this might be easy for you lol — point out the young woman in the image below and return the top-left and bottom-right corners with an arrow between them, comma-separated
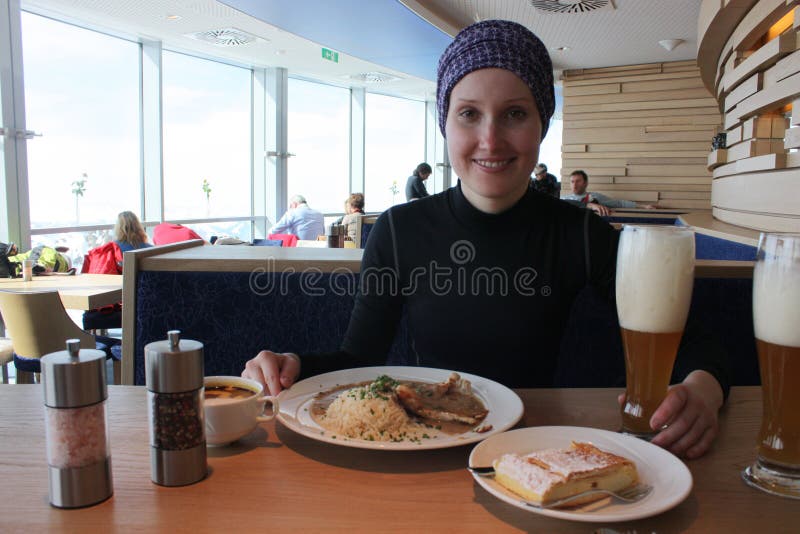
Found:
114,211 -> 152,252
243,20 -> 727,459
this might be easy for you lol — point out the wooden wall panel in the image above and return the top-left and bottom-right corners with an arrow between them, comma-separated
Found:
562,62 -> 721,210
713,207 -> 800,232
712,169 -> 800,215
698,0 -> 800,233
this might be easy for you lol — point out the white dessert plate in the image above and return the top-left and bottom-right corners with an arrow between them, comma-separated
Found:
468,426 -> 692,522
276,366 -> 523,450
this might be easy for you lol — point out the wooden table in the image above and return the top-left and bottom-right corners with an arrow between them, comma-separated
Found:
0,274 -> 122,310
1,386 -> 796,531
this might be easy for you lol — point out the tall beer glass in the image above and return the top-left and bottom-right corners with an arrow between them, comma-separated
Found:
616,225 -> 695,438
742,233 -> 800,499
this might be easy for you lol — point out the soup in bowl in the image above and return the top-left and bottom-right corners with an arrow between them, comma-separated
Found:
203,376 -> 279,446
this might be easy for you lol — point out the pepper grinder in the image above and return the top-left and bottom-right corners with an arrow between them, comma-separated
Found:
42,339 -> 113,508
145,330 -> 207,486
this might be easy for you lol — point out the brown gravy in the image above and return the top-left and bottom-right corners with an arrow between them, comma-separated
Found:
205,385 -> 256,400
310,379 -> 485,436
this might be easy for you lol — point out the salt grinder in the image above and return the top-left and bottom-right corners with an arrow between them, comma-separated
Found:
145,330 -> 207,486
42,339 -> 113,508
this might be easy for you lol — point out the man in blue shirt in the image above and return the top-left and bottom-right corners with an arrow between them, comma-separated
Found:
270,195 -> 325,240
562,170 -> 655,215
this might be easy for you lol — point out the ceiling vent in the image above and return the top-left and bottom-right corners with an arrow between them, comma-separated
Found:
528,0 -> 614,14
185,28 -> 261,47
348,72 -> 402,83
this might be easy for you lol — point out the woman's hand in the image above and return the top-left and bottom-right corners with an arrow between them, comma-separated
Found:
242,351 -> 301,395
618,370 -> 724,458
649,370 -> 723,458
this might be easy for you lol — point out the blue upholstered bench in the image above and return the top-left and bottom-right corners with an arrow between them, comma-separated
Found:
132,270 -> 410,385
125,239 -> 757,387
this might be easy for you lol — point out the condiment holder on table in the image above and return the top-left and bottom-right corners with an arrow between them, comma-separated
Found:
42,339 -> 113,508
145,330 -> 207,486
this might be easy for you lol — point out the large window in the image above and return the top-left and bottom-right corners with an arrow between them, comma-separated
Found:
162,51 -> 251,221
287,78 -> 350,214
22,13 -> 140,231
538,86 -> 564,188
365,93 -> 426,211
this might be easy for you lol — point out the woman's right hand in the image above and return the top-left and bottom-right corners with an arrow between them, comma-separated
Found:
242,351 -> 301,395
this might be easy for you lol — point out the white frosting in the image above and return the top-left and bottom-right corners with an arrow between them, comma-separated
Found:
753,239 -> 800,347
495,453 -> 559,495
615,227 -> 694,333
495,444 -> 624,494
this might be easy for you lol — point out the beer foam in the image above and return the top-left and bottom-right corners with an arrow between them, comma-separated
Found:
753,255 -> 800,348
615,227 -> 695,333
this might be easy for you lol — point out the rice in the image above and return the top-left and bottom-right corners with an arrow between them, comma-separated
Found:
320,379 -> 425,442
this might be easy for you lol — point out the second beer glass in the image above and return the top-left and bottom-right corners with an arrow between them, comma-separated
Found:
615,225 -> 695,438
742,233 -> 800,499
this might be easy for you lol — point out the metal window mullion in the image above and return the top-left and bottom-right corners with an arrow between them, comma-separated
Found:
265,67 -> 287,223
0,0 -> 30,247
252,68 -> 268,237
350,87 -> 365,195
140,39 -> 163,225
424,100 -> 437,194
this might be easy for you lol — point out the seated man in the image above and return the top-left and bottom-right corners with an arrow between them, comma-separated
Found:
530,163 -> 560,198
561,170 -> 654,215
270,195 -> 325,240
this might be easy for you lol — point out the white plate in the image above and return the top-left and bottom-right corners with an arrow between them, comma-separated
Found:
468,426 -> 692,522
276,366 -> 523,450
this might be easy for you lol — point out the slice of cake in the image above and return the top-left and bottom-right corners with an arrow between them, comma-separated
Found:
492,442 -> 639,507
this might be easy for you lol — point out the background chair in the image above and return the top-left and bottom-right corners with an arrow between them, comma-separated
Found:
81,242 -> 124,334
267,233 -> 298,247
0,291 -> 121,384
252,239 -> 283,247
0,338 -> 12,383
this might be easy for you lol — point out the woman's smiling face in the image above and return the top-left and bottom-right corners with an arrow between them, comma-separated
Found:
445,68 -> 543,214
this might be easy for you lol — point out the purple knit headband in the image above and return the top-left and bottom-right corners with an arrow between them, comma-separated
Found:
437,19 -> 555,138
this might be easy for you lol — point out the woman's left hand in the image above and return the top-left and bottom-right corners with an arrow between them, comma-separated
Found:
618,370 -> 724,458
650,370 -> 724,458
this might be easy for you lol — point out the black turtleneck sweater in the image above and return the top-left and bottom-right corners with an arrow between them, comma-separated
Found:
301,183 -> 729,395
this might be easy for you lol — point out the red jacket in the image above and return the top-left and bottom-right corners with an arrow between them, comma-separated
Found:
153,223 -> 203,245
82,242 -> 123,275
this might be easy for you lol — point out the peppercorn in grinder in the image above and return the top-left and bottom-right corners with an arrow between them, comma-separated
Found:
145,330 -> 207,486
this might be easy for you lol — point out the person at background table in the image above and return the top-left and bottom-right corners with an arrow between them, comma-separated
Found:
243,20 -> 727,459
340,193 -> 365,241
269,195 -> 325,240
562,170 -> 656,216
405,163 -> 432,201
83,211 -> 152,274
115,211 -> 152,253
530,163 -> 559,198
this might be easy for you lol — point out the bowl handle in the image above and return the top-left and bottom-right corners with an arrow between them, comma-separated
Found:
256,396 -> 279,422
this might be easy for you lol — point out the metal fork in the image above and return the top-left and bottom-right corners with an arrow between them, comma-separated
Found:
467,466 -> 652,508
534,483 -> 653,509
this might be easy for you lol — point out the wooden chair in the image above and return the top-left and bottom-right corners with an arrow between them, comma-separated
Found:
0,291 -> 120,384
0,338 -> 12,383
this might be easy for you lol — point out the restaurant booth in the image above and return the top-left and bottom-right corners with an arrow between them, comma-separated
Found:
120,221 -> 758,389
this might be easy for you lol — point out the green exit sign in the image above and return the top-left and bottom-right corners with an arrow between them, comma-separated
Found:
321,48 -> 339,63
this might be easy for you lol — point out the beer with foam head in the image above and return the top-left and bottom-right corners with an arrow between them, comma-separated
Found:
615,225 -> 695,437
743,234 -> 800,499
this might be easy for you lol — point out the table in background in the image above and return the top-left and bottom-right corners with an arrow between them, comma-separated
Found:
0,274 -> 122,310
0,386 -> 795,531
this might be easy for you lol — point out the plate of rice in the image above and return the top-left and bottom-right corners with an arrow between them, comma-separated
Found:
276,366 -> 523,450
